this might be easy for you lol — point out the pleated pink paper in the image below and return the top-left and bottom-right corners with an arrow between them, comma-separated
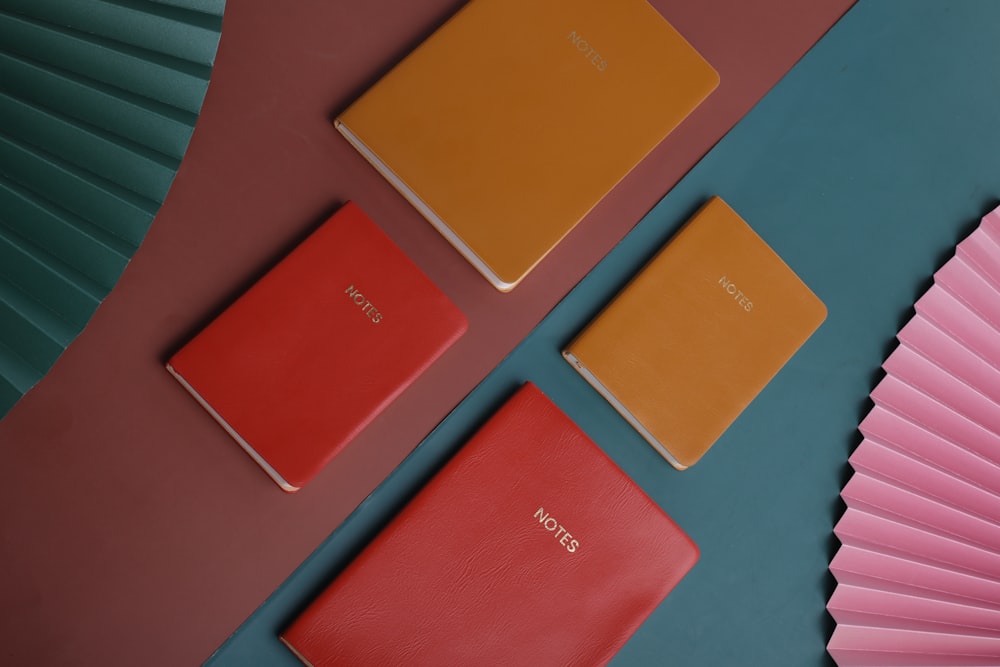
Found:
829,205 -> 1000,666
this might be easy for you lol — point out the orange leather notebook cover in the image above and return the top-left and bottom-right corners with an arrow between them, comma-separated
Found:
564,197 -> 826,469
335,0 -> 718,291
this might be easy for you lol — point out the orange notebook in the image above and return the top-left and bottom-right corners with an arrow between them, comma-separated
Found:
563,197 -> 826,469
335,0 -> 718,291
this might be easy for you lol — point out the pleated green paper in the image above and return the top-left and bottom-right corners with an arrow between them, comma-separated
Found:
0,0 -> 224,417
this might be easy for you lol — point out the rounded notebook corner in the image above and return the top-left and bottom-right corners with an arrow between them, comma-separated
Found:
658,445 -> 693,471
490,276 -> 520,293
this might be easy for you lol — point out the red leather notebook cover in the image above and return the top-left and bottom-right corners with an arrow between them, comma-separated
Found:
280,382 -> 698,666
166,202 -> 467,492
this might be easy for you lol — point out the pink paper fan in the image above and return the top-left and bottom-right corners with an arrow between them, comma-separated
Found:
830,205 -> 1000,664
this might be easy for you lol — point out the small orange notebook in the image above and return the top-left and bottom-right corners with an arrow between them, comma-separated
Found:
335,0 -> 718,292
563,197 -> 826,469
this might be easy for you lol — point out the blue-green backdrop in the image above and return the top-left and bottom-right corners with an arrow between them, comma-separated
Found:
208,1 -> 1000,664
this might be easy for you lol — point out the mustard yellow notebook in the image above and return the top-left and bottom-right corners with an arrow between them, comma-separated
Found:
335,0 -> 719,292
563,197 -> 827,469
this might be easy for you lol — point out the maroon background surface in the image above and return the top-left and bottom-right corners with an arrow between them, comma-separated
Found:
0,1 -> 853,664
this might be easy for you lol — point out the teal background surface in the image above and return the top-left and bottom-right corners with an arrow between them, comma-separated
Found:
208,1 -> 1000,664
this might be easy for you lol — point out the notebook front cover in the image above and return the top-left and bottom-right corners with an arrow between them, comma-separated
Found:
337,0 -> 718,289
281,383 -> 698,666
565,197 -> 826,468
167,202 -> 467,491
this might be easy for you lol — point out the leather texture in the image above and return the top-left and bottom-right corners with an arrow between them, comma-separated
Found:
280,382 -> 698,666
167,202 -> 467,491
336,0 -> 718,291
565,197 -> 826,469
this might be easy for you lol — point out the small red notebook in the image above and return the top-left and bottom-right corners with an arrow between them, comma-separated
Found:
166,202 -> 467,492
280,383 -> 698,666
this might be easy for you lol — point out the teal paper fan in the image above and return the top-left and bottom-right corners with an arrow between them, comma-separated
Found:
0,0 -> 225,417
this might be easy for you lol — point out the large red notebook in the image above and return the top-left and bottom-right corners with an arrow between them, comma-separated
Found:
166,202 -> 467,492
280,382 -> 698,666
